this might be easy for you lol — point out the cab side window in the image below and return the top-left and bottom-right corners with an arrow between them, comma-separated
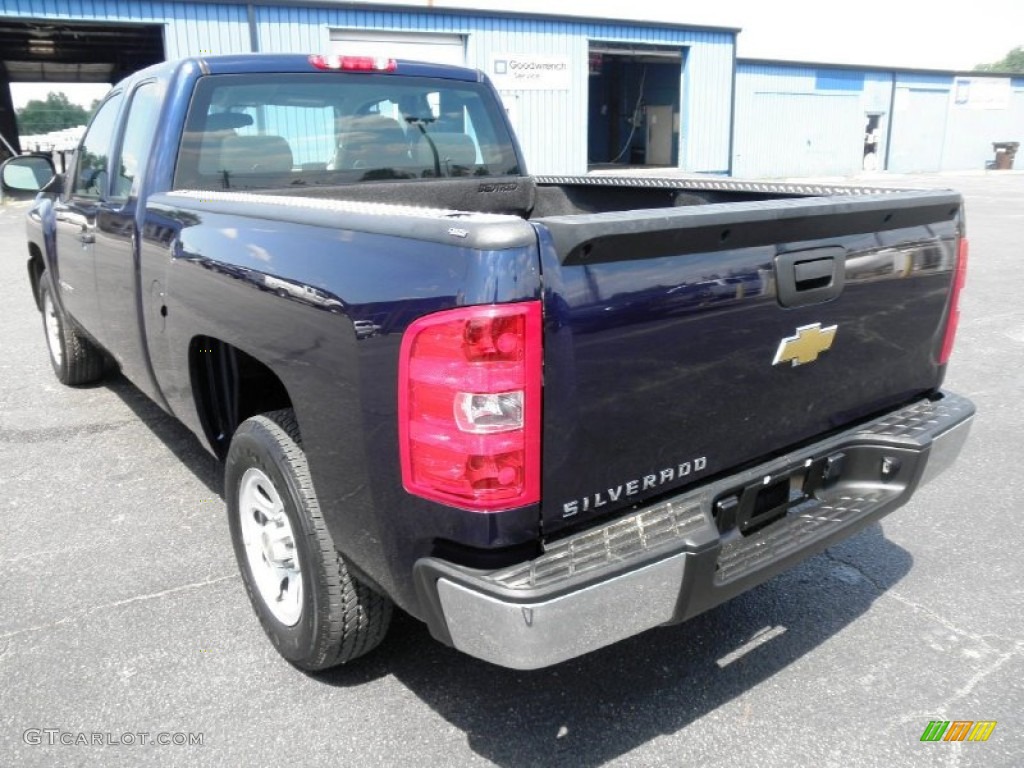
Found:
72,93 -> 123,199
110,82 -> 161,201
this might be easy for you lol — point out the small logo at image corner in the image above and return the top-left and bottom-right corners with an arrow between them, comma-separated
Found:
920,720 -> 997,742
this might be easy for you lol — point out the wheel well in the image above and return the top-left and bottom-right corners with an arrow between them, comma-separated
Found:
28,244 -> 45,310
190,336 -> 294,460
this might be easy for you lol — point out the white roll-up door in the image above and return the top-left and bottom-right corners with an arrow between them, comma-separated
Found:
329,30 -> 465,67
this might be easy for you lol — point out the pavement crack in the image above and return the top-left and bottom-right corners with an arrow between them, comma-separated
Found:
0,421 -> 136,444
823,550 -> 1019,650
823,550 -> 888,594
7,545 -> 92,565
0,574 -> 238,643
943,645 -> 1022,708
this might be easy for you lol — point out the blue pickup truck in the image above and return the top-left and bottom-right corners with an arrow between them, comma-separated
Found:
1,53 -> 974,671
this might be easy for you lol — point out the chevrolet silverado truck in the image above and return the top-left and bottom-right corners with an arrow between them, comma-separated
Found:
1,53 -> 974,671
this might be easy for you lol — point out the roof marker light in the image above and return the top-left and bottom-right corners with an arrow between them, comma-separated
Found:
308,54 -> 397,72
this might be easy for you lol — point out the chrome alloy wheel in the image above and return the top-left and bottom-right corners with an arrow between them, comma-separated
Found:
238,467 -> 303,626
43,291 -> 63,368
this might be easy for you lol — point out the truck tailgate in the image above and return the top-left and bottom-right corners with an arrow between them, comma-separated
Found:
533,188 -> 962,534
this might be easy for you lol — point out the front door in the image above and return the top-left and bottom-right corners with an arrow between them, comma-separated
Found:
53,91 -> 123,333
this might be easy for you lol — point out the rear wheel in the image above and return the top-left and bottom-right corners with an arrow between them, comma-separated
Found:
38,272 -> 104,386
226,409 -> 393,670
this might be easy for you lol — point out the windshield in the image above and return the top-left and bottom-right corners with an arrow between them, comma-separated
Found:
173,72 -> 521,191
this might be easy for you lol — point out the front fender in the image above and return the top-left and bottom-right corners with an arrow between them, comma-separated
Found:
25,195 -> 59,311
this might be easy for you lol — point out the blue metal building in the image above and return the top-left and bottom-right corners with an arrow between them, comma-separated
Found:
3,2 -> 1022,178
734,59 -> 1024,178
0,1 -> 738,175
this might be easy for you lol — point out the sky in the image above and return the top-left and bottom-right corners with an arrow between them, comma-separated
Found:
9,0 -> 1024,109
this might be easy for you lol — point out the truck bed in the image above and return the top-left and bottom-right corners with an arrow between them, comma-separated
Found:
160,174 -> 962,539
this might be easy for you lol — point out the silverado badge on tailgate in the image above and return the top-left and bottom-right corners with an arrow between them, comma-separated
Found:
772,323 -> 838,367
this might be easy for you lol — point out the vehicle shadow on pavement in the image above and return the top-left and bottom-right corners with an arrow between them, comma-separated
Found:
318,524 -> 911,766
92,372 -> 915,765
104,372 -> 223,496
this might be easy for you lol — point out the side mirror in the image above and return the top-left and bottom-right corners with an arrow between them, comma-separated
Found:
1,154 -> 59,200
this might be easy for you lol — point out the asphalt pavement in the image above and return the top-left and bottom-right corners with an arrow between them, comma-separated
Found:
1,172 -> 1022,767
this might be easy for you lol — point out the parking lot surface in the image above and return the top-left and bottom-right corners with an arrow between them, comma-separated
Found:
1,172 -> 1021,767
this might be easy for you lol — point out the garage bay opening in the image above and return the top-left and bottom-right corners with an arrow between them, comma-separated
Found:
587,42 -> 683,170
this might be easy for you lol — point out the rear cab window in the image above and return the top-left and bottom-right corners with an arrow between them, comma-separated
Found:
173,73 -> 521,191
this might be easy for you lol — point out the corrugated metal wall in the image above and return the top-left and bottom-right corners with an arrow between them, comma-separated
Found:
677,35 -> 734,173
887,75 -> 951,173
3,2 -> 735,175
889,73 -> 1024,172
253,7 -> 735,173
733,63 -> 869,178
736,63 -> 1024,177
10,3 -> 1018,177
941,77 -> 1024,171
1,1 -> 253,58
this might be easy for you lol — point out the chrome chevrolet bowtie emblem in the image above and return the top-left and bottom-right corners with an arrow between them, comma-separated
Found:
772,323 -> 837,367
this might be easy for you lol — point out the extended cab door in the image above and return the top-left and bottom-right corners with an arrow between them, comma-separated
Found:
91,79 -> 166,404
53,91 -> 123,333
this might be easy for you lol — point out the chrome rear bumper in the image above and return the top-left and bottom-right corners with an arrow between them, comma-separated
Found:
415,391 -> 975,669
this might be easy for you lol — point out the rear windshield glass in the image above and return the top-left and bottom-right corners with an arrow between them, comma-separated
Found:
173,72 -> 521,191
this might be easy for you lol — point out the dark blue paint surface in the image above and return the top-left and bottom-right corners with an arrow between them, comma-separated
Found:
136,199 -> 543,611
19,51 -> 963,622
537,219 -> 957,536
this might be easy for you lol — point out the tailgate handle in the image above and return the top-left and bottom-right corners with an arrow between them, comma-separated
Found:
794,258 -> 834,289
775,247 -> 846,308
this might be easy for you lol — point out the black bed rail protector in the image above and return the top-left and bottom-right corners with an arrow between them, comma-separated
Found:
535,174 -> 922,198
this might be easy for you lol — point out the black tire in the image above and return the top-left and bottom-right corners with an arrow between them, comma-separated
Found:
38,272 -> 105,386
225,408 -> 393,670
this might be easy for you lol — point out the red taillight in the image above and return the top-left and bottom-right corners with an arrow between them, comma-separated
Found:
308,54 -> 397,72
399,302 -> 542,512
938,236 -> 969,365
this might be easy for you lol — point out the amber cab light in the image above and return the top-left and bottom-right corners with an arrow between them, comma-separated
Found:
398,302 -> 542,512
308,54 -> 397,72
938,237 -> 968,365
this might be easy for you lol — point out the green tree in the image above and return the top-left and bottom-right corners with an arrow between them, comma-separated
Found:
975,46 -> 1024,73
15,92 -> 89,135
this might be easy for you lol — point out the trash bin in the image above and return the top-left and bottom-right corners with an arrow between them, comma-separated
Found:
993,141 -> 1019,170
